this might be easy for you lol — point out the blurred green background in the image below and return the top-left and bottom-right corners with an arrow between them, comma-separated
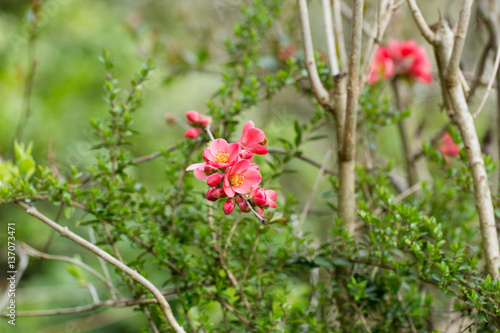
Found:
0,0 -> 497,331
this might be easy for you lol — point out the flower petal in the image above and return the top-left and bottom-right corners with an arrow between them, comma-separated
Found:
209,139 -> 228,156
231,159 -> 250,174
244,168 -> 262,187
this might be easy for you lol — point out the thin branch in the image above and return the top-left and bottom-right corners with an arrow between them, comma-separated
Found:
244,197 -> 283,233
20,242 -> 123,299
332,0 -> 347,70
473,45 -> 500,118
298,145 -> 335,231
15,201 -> 186,333
241,231 -> 260,290
132,144 -> 176,164
322,0 -> 339,76
405,0 -> 436,44
206,125 -> 216,141
0,289 -> 178,317
88,226 -> 117,300
340,1 -> 375,38
297,0 -> 332,109
0,245 -> 29,310
444,0 -> 474,80
467,42 -> 491,102
267,146 -> 337,176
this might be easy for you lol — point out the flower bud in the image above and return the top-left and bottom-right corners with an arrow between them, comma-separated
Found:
239,150 -> 253,160
199,114 -> 212,126
186,110 -> 200,125
212,188 -> 227,199
204,164 -> 216,175
185,128 -> 202,138
207,173 -> 224,187
235,194 -> 250,213
254,206 -> 265,218
223,198 -> 235,215
206,188 -> 218,201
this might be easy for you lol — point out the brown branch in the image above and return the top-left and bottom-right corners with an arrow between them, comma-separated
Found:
332,0 -> 347,70
0,289 -> 178,318
15,201 -> 186,332
406,0 -> 436,44
297,0 -> 333,110
267,146 -> 337,176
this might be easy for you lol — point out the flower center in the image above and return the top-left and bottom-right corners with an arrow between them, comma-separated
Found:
215,152 -> 229,164
229,173 -> 245,187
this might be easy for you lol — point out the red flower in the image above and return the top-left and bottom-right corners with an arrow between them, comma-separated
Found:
203,139 -> 240,169
387,39 -> 432,83
207,173 -> 224,187
368,47 -> 395,84
439,133 -> 459,164
238,121 -> 268,155
250,186 -> 278,208
223,159 -> 262,197
369,39 -> 432,84
185,128 -> 202,138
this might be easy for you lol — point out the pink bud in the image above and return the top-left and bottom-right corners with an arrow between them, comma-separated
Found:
235,194 -> 250,213
164,113 -> 176,125
206,188 -> 218,201
186,110 -> 200,125
212,188 -> 227,199
239,150 -> 253,160
254,206 -> 265,218
204,165 -> 216,176
185,128 -> 202,138
223,198 -> 235,215
198,114 -> 212,126
207,173 -> 224,187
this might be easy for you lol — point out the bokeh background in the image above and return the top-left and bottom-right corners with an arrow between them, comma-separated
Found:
0,0 -> 497,331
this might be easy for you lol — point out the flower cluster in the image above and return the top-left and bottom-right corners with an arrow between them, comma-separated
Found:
187,120 -> 277,217
439,133 -> 459,164
184,110 -> 212,138
369,39 -> 432,84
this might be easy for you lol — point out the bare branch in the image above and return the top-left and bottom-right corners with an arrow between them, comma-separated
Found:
88,226 -> 118,300
297,0 -> 332,109
322,0 -> 339,76
0,245 -> 28,310
405,0 -> 437,44
20,242 -> 123,299
473,45 -> 500,118
332,0 -> 347,70
15,201 -> 186,332
0,289 -> 178,318
444,0 -> 474,81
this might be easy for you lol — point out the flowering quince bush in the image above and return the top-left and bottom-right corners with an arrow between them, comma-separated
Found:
4,0 -> 500,332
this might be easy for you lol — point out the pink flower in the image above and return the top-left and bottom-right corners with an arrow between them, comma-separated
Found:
439,133 -> 459,164
223,159 -> 262,197
185,128 -> 202,138
203,139 -> 240,169
223,198 -> 235,215
206,187 -> 227,201
238,121 -> 268,155
368,47 -> 395,84
387,39 -> 432,83
277,43 -> 297,61
186,110 -> 211,127
250,187 -> 278,208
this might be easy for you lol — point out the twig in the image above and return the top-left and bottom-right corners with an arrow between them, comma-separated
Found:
405,0 -> 436,44
20,242 -> 123,299
298,145 -> 335,232
397,291 -> 417,333
244,197 -> 283,233
267,146 -> 337,176
206,125 -> 216,141
467,42 -> 491,102
241,230 -> 260,290
297,0 -> 332,109
222,213 -> 244,258
473,46 -> 500,119
340,1 -> 375,38
0,245 -> 29,310
322,0 -> 339,76
88,226 -> 118,300
15,201 -> 186,332
132,144 -> 177,164
0,289 -> 178,317
332,0 -> 347,70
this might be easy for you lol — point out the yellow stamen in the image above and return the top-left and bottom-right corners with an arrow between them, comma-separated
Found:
216,152 -> 229,164
229,173 -> 245,187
